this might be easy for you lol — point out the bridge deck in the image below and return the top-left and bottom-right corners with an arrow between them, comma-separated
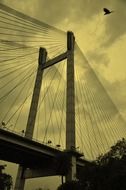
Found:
0,128 -> 61,168
0,128 -> 90,176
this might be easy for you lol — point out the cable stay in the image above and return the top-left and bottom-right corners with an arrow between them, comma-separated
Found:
0,3 -> 125,162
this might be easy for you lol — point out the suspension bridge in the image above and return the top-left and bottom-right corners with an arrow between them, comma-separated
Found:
0,3 -> 126,190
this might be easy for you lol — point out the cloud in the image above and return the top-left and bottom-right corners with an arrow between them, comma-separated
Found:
2,0 -> 126,48
101,78 -> 126,119
87,50 -> 110,66
0,1 -> 126,187
0,0 -> 107,27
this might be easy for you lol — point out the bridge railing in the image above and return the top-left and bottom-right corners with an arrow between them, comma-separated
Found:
0,125 -> 64,151
0,125 -> 85,157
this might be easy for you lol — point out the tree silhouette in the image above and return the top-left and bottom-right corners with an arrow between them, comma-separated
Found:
57,138 -> 126,190
57,180 -> 84,190
0,172 -> 13,190
78,138 -> 126,190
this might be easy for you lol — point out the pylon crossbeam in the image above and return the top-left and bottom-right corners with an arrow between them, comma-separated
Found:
42,51 -> 67,70
14,31 -> 78,190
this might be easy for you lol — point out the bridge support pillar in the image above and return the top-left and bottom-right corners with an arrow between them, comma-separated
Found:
66,31 -> 76,181
25,47 -> 47,138
14,166 -> 25,190
14,48 -> 47,190
66,155 -> 76,181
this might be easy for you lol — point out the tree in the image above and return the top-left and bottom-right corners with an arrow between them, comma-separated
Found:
0,173 -> 13,190
78,138 -> 126,190
57,180 -> 84,190
0,165 -> 13,190
96,138 -> 126,165
57,139 -> 126,190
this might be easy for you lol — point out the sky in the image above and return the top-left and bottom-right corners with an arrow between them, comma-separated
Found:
1,0 -> 126,117
0,0 -> 126,189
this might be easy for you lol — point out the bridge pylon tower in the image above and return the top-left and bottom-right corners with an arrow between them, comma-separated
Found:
65,31 -> 76,181
14,31 -> 81,190
14,48 -> 47,190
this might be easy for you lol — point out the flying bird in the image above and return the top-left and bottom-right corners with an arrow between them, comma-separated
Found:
103,8 -> 113,15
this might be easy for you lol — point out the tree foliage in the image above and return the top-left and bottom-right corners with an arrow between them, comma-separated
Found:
57,180 -> 84,190
79,138 -> 126,190
57,138 -> 126,190
0,173 -> 13,190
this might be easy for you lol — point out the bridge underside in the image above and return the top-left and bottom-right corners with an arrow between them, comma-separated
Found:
0,128 -> 88,178
0,128 -> 58,167
0,140 -> 53,168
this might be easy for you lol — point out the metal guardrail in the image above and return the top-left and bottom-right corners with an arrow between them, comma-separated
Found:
0,125 -> 85,158
0,125 -> 63,150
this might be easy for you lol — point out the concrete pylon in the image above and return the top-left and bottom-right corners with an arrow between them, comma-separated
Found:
66,31 -> 76,181
14,48 -> 47,190
25,47 -> 47,138
14,165 -> 25,190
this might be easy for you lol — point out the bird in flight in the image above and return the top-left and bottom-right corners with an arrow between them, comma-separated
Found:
103,8 -> 114,15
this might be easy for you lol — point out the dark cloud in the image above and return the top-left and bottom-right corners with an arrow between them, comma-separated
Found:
0,0 -> 108,27
1,0 -> 126,46
0,0 -> 126,187
29,0 -> 101,25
